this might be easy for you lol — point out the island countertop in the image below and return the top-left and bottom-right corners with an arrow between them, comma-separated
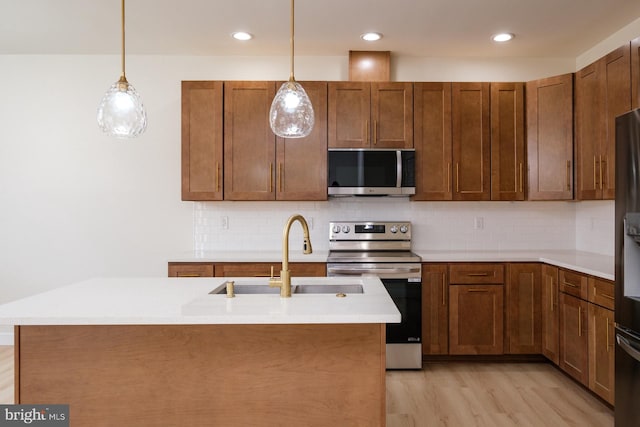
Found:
0,276 -> 400,326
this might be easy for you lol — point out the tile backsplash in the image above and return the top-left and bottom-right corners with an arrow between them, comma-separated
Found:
193,198 -> 612,255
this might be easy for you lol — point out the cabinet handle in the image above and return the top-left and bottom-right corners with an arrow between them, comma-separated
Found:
600,156 -> 607,190
216,162 -> 221,193
466,272 -> 489,277
578,306 -> 583,337
519,162 -> 523,194
365,120 -> 369,145
374,120 -> 378,145
269,163 -> 273,192
593,156 -> 598,189
278,163 -> 283,192
549,279 -> 554,312
177,273 -> 201,278
456,163 -> 460,193
566,160 -> 571,191
442,276 -> 446,306
447,162 -> 451,193
606,317 -> 611,353
467,288 -> 489,293
562,281 -> 579,288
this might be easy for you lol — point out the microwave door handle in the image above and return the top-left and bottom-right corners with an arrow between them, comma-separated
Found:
396,150 -> 402,188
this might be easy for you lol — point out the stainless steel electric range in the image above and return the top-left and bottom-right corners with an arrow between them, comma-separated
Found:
327,221 -> 422,369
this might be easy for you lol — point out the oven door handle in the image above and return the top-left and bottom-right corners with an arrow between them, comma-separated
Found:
327,267 -> 421,275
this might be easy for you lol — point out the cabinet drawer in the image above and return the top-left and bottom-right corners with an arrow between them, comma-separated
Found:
559,269 -> 588,299
589,277 -> 615,310
168,263 -> 215,277
449,263 -> 504,284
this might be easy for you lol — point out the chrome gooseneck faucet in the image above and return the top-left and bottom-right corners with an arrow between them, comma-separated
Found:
269,214 -> 313,297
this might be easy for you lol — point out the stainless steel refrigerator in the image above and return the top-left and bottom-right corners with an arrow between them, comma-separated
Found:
615,108 -> 640,426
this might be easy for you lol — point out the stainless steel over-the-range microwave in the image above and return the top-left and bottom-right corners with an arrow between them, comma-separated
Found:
328,148 -> 416,196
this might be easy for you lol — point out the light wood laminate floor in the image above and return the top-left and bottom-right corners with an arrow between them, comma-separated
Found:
0,346 -> 612,426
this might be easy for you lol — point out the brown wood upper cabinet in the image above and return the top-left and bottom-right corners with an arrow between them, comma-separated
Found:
328,82 -> 413,148
224,81 -> 327,201
526,74 -> 574,200
413,83 -> 453,200
181,81 -> 224,201
575,44 -> 632,200
633,36 -> 640,110
452,83 -> 491,200
490,83 -> 525,201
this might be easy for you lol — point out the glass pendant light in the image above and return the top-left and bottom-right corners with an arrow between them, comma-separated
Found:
97,0 -> 147,138
269,0 -> 314,138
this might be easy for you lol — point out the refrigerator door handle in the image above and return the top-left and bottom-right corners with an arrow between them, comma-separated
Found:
617,333 -> 640,363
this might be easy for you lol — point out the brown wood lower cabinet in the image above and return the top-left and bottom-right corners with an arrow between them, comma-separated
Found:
449,284 -> 504,355
422,264 -> 449,355
559,292 -> 589,385
505,263 -> 541,354
168,262 -> 214,277
541,264 -> 560,364
588,303 -> 615,404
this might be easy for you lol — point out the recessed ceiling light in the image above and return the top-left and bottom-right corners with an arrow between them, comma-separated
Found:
361,32 -> 383,42
491,33 -> 514,43
232,32 -> 253,41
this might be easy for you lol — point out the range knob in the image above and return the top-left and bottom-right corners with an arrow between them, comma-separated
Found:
341,225 -> 351,233
332,225 -> 341,234
390,225 -> 398,233
400,225 -> 409,233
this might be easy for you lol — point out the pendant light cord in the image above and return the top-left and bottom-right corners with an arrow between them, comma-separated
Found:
120,0 -> 127,83
289,0 -> 295,82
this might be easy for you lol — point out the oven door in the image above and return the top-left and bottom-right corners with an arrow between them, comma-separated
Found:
383,278 -> 421,344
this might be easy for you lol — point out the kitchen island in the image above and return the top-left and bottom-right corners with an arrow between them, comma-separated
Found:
0,276 -> 399,427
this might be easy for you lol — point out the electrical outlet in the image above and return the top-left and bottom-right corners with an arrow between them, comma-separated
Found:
474,217 -> 484,230
221,216 -> 229,230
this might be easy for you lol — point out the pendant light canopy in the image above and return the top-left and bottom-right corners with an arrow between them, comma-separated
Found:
269,0 -> 314,139
97,0 -> 147,138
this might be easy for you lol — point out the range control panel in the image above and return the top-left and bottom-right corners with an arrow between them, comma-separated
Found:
329,221 -> 412,241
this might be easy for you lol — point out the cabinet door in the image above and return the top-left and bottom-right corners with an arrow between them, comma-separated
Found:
575,62 -> 604,200
224,81 -> 276,200
181,81 -> 223,201
576,44 -> 631,200
506,263 -> 541,354
276,81 -> 328,201
491,83 -> 525,201
449,284 -> 504,354
328,82 -> 370,148
371,82 -> 413,148
452,82 -> 491,201
601,44 -> 631,200
168,262 -> 215,277
633,37 -> 640,110
541,265 -> 560,364
422,264 -> 449,355
559,293 -> 589,385
413,82 -> 453,200
526,74 -> 574,200
588,303 -> 615,405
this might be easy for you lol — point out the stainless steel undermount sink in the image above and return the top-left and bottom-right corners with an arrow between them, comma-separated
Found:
209,281 -> 364,295
294,284 -> 364,294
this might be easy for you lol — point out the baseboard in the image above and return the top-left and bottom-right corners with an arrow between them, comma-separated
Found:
0,331 -> 14,346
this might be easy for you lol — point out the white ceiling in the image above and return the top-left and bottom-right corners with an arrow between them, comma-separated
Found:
3,0 -> 640,58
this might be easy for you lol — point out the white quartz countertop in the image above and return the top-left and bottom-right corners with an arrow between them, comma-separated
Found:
170,249 -> 614,281
0,276 -> 400,326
